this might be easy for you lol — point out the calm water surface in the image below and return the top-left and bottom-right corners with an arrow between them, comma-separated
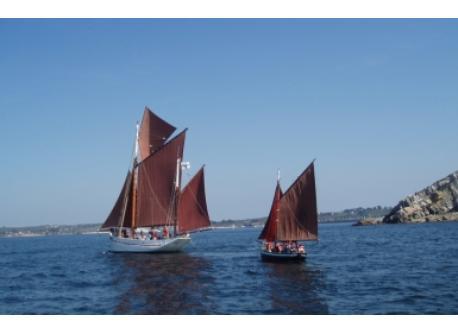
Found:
1,222 -> 457,314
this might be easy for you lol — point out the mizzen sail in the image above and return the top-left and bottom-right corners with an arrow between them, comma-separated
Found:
177,166 -> 211,234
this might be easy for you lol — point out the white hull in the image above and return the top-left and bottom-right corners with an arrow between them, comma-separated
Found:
109,235 -> 191,253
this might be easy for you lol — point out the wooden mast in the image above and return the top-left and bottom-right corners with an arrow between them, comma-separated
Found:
131,122 -> 140,231
173,156 -> 182,237
275,170 -> 281,240
131,170 -> 137,230
108,111 -> 186,236
116,122 -> 140,237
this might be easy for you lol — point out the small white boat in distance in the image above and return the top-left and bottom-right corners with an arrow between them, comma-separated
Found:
101,107 -> 211,253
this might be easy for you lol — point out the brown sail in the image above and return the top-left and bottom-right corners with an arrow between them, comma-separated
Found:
177,166 -> 211,234
135,130 -> 186,227
276,162 -> 318,241
101,171 -> 133,230
138,107 -> 176,162
258,182 -> 282,241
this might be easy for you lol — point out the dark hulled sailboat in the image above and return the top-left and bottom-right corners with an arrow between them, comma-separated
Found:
101,107 -> 211,252
258,161 -> 318,261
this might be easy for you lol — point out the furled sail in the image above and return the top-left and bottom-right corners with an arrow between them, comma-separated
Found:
135,130 -> 187,227
138,107 -> 176,162
277,162 -> 318,241
177,167 -> 211,234
258,182 -> 282,241
101,171 -> 133,230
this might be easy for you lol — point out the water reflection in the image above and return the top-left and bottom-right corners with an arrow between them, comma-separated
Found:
110,252 -> 214,314
104,229 -> 329,314
264,261 -> 329,314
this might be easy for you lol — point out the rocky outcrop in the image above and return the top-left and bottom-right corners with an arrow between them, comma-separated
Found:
353,217 -> 384,227
383,170 -> 458,224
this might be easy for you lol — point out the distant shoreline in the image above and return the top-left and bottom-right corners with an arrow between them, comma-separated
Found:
0,206 -> 391,238
0,220 -> 358,238
3,219 -> 458,238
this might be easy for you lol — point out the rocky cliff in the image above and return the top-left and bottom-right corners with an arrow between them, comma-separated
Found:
383,170 -> 458,223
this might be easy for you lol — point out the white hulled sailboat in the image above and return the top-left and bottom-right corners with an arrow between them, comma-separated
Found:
101,107 -> 211,253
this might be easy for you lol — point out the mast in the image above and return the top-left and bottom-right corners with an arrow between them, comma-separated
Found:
275,170 -> 281,239
104,122 -> 140,235
102,110 -> 188,235
131,122 -> 140,230
174,157 -> 182,237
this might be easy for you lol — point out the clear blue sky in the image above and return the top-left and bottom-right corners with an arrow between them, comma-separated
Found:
1,19 -> 457,227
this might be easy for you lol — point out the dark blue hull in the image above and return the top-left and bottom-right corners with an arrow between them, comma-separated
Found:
260,251 -> 306,262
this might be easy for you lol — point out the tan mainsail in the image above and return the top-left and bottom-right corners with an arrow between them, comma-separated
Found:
178,167 -> 211,234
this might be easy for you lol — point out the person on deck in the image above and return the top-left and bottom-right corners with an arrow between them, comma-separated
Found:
267,242 -> 273,252
298,244 -> 305,254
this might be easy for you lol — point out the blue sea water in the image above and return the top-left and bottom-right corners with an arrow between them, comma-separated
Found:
0,221 -> 457,314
